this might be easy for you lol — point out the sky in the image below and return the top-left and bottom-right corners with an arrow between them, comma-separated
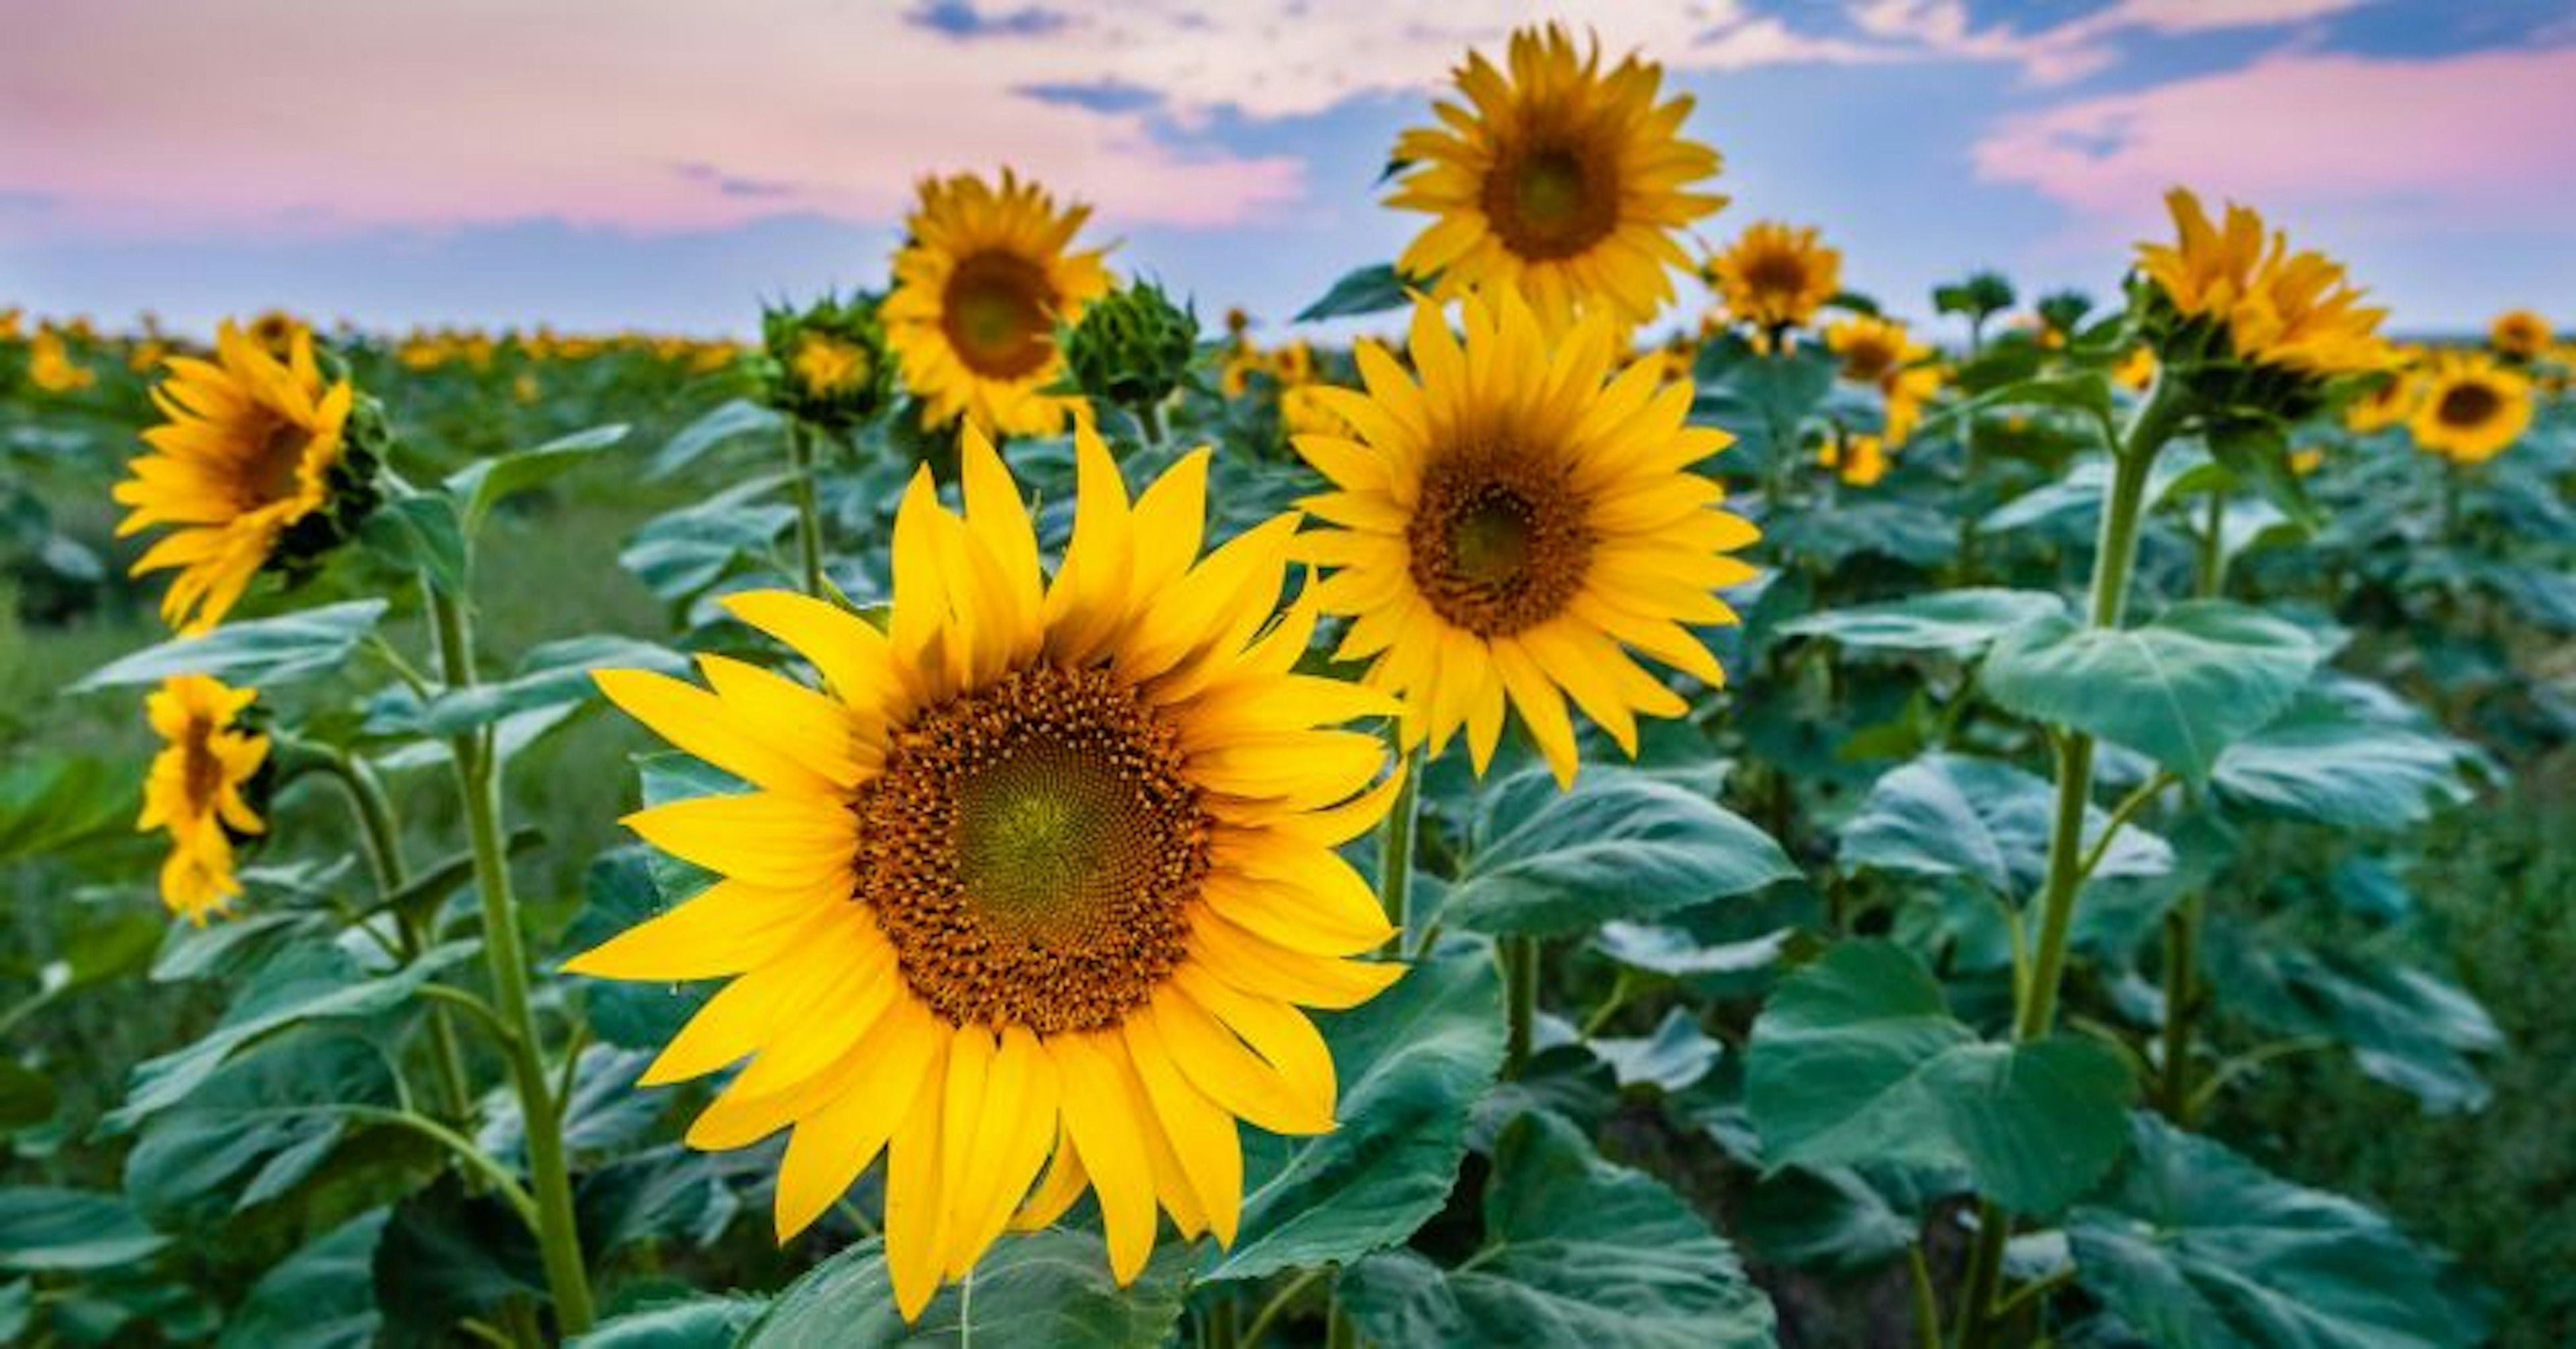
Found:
5,0 -> 2574,340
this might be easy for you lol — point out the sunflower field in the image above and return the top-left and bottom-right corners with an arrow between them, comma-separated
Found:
6,21 -> 2575,1349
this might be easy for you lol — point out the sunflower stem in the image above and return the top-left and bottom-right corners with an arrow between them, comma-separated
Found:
2157,887 -> 2206,1126
1375,749 -> 1423,940
786,418 -> 827,597
1503,936 -> 1541,1077
429,586 -> 597,1335
319,747 -> 475,1126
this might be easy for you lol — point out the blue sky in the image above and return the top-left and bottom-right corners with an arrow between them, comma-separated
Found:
6,1 -> 2573,340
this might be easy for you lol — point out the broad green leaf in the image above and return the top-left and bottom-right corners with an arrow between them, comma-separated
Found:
76,600 -> 390,691
369,634 -> 686,740
0,1280 -> 25,1342
218,1210 -> 387,1349
1594,922 -> 1794,979
2069,1114 -> 2487,1348
621,480 -> 794,602
0,755 -> 132,864
1745,941 -> 2135,1214
122,1030 -> 394,1224
360,492 -> 469,595
1764,500 -> 1957,568
1208,938 -> 1503,1281
0,1187 -> 168,1272
1840,753 -> 2174,898
1442,766 -> 1796,936
1736,1163 -> 1951,1275
1982,601 -> 2320,786
574,1295 -> 767,1348
649,397 -> 784,480
1780,588 -> 2068,659
1294,262 -> 1409,322
1338,1112 -> 1776,1348
445,421 -> 630,535
374,1177 -> 545,1338
2211,694 -> 2475,829
742,1230 -> 1189,1348
578,1146 -> 741,1256
2201,927 -> 2499,1112
1588,1008 -> 1721,1093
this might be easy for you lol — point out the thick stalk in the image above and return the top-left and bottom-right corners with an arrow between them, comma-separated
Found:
1375,751 -> 1422,937
431,589 -> 596,1334
2157,888 -> 2205,1126
327,751 -> 474,1125
1133,399 -> 1166,449
1503,936 -> 1540,1077
2198,492 -> 2229,598
786,419 -> 826,597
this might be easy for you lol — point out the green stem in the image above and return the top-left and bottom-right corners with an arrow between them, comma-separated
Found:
1377,751 -> 1422,940
430,588 -> 597,1334
2157,889 -> 2205,1126
1908,1242 -> 1943,1349
2198,492 -> 2229,598
1240,1267 -> 1326,1348
325,751 -> 476,1126
786,419 -> 826,597
1503,936 -> 1540,1077
341,1105 -> 539,1230
1133,399 -> 1165,448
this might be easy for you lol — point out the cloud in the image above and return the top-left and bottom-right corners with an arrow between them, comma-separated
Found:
1849,0 -> 2368,84
674,162 -> 799,201
906,1 -> 1068,40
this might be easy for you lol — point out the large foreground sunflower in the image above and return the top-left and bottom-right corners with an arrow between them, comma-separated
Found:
113,322 -> 358,634
883,170 -> 1110,438
1708,221 -> 1842,336
575,429 -> 1405,1318
138,673 -> 268,924
2134,188 -> 2387,379
1387,23 -> 1724,333
2409,351 -> 2531,464
1294,290 -> 1759,787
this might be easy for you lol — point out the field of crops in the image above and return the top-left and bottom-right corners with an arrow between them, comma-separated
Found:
5,19 -> 2574,1349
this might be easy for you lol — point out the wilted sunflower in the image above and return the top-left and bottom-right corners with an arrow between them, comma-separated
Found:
576,428 -> 1405,1319
2134,188 -> 2387,380
1708,221 -> 1842,336
113,321 -> 368,634
883,170 -> 1110,438
1824,315 -> 1941,445
138,673 -> 268,924
2489,309 -> 2550,361
1294,290 -> 1758,787
1387,23 -> 1724,334
2409,351 -> 2532,464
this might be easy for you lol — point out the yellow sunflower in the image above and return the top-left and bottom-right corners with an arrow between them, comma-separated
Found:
2135,188 -> 2387,378
1824,316 -> 1941,445
2409,351 -> 2532,464
1387,23 -> 1724,334
29,328 -> 95,394
2344,363 -> 2419,433
791,331 -> 869,399
1707,221 -> 1843,336
883,170 -> 1110,438
2112,345 -> 2157,393
138,673 -> 268,924
2489,309 -> 2550,360
113,321 -> 356,635
574,427 -> 1405,1319
1293,290 -> 1759,788
1819,432 -> 1890,487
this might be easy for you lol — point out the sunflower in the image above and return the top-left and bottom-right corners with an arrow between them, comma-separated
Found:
1387,23 -> 1724,334
28,328 -> 95,394
138,673 -> 268,924
113,321 -> 359,634
1819,432 -> 1890,487
2112,345 -> 2157,393
575,427 -> 1405,1319
2489,309 -> 2550,361
883,170 -> 1110,438
1824,315 -> 1941,445
2343,362 -> 2419,433
1293,290 -> 1758,787
2409,351 -> 2531,465
246,310 -> 307,360
1707,222 -> 1842,336
2134,188 -> 2387,379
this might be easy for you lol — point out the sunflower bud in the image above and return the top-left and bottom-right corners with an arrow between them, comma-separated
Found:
760,293 -> 894,433
1063,279 -> 1196,417
272,368 -> 390,583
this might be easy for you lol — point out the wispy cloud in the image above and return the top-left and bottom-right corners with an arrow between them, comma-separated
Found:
906,1 -> 1069,41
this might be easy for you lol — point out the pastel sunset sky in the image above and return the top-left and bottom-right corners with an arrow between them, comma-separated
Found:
6,0 -> 2572,337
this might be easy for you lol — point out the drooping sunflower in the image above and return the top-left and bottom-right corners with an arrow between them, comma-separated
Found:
883,170 -> 1110,438
575,428 -> 1405,1319
1707,221 -> 1843,336
138,673 -> 268,924
1294,290 -> 1759,787
113,321 -> 361,634
2409,350 -> 2532,464
2489,309 -> 2550,361
1824,315 -> 1941,445
2134,188 -> 2387,380
1387,23 -> 1724,334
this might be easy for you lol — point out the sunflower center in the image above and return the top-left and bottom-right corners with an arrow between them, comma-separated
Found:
1407,451 -> 1594,637
941,250 -> 1057,381
2436,381 -> 2500,429
1484,133 -> 1619,261
239,414 -> 316,510
180,720 -> 226,812
1840,339 -> 1899,384
1743,251 -> 1809,300
853,662 -> 1209,1034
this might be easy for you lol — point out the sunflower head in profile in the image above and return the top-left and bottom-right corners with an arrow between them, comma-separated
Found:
113,321 -> 385,635
1293,290 -> 1759,788
1824,315 -> 1941,445
1387,23 -> 1725,335
883,170 -> 1111,439
2133,188 -> 2389,414
2488,309 -> 2551,362
575,427 -> 1405,1319
1707,221 -> 1843,338
2408,350 -> 2532,465
138,673 -> 269,924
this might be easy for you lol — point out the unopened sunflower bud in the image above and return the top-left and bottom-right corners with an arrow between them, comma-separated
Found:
1063,279 -> 1197,417
761,293 -> 894,433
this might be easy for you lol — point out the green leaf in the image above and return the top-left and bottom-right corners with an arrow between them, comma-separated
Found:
2211,694 -> 2475,830
1840,753 -> 2174,898
1745,941 -> 2135,1214
1208,938 -> 1503,1281
649,398 -> 784,480
2200,927 -> 2500,1112
218,1210 -> 387,1349
2069,1114 -> 2488,1348
0,1188 -> 168,1273
445,422 -> 629,535
374,1176 -> 545,1338
1593,922 -> 1794,979
370,634 -> 687,740
1780,589 -> 2068,659
121,1030 -> 394,1224
574,1295 -> 767,1348
569,846 -> 715,1049
1765,500 -> 1957,568
0,755 -> 133,864
76,600 -> 390,691
1982,601 -> 2320,787
1736,1164 -> 1947,1276
1294,263 -> 1409,322
360,492 -> 469,595
742,1230 -> 1190,1348
0,1061 -> 56,1134
1338,1112 -> 1776,1348
621,482 -> 795,602
578,1146 -> 741,1256
1442,766 -> 1796,936
1588,1008 -> 1722,1093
